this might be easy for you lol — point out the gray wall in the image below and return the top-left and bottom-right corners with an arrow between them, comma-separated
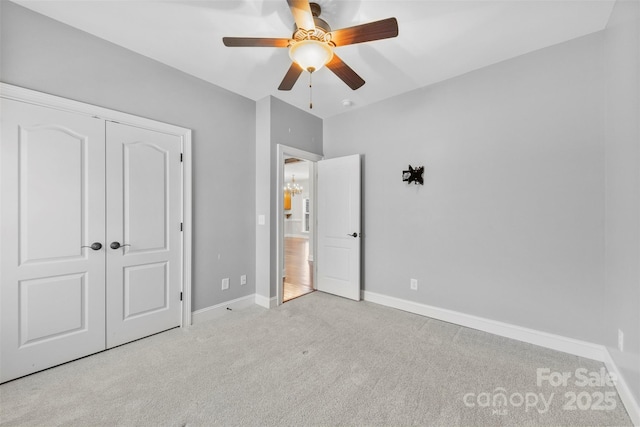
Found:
324,32 -> 606,344
255,96 -> 322,302
604,0 -> 640,403
268,97 -> 323,297
0,1 -> 256,311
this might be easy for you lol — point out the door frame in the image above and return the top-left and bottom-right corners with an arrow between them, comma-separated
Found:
0,83 -> 194,327
276,144 -> 323,306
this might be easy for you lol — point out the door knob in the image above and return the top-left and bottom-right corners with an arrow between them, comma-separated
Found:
347,232 -> 359,238
81,242 -> 103,251
110,241 -> 131,250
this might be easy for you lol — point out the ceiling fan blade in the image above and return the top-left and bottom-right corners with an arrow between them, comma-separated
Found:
223,37 -> 290,48
330,17 -> 399,47
278,62 -> 304,91
287,0 -> 315,31
326,54 -> 365,90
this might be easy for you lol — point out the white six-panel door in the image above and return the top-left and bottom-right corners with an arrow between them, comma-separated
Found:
105,122 -> 182,348
0,99 -> 107,382
1,99 -> 184,382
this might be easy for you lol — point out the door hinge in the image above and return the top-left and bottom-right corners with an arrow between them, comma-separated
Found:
180,153 -> 183,162
180,222 -> 183,232
180,292 -> 183,301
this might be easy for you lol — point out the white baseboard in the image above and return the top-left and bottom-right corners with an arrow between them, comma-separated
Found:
192,293 -> 276,321
362,290 -> 640,424
191,294 -> 256,324
362,290 -> 605,360
603,350 -> 640,426
255,294 -> 277,309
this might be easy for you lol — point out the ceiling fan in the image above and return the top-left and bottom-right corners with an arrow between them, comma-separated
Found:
223,0 -> 398,93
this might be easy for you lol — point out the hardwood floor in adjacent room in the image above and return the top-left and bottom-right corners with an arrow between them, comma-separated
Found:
283,237 -> 314,302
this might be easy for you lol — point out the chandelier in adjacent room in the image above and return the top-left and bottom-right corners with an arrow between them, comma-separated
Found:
285,175 -> 303,196
284,174 -> 302,211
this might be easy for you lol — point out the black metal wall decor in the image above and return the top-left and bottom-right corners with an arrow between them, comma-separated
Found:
402,165 -> 424,185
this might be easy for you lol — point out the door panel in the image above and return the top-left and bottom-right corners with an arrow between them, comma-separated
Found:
19,273 -> 87,346
19,126 -> 87,264
322,247 -> 350,280
106,122 -> 182,348
123,262 -> 168,318
316,154 -> 361,301
1,99 -> 106,382
124,142 -> 168,252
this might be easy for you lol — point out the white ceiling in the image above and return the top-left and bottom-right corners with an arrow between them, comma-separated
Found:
13,0 -> 615,118
284,159 -> 311,181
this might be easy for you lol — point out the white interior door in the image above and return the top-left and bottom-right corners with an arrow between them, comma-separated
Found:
105,122 -> 182,348
316,154 -> 361,300
0,99 -> 106,382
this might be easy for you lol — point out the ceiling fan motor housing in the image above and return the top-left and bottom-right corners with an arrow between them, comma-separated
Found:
292,4 -> 333,46
309,2 -> 321,18
292,24 -> 332,44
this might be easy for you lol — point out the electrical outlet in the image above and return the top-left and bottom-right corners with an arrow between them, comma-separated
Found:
618,329 -> 624,352
221,278 -> 229,290
410,278 -> 418,290
240,275 -> 247,285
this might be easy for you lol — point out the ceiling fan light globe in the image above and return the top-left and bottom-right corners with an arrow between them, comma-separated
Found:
289,40 -> 333,73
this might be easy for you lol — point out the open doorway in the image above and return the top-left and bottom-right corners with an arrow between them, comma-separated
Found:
283,158 -> 314,302
276,145 -> 323,305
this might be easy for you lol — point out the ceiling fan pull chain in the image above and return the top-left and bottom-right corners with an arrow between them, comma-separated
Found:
309,72 -> 313,109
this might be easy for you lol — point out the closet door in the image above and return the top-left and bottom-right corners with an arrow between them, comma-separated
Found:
0,99 -> 106,382
105,122 -> 182,348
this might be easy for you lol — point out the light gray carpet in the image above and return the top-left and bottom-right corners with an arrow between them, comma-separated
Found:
0,292 -> 633,426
